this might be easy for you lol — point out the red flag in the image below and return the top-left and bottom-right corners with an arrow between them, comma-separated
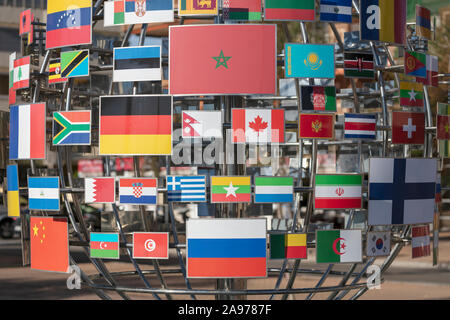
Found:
133,232 -> 169,259
30,217 -> 69,273
169,24 -> 276,95
437,115 -> 450,140
19,9 -> 32,35
299,113 -> 334,139
392,111 -> 425,145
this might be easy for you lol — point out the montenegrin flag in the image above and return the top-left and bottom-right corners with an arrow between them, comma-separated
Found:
314,174 -> 363,209
90,232 -> 120,259
211,176 -> 251,203
316,229 -> 362,263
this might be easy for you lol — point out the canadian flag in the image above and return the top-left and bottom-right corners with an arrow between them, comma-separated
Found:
85,178 -> 116,203
232,109 -> 284,143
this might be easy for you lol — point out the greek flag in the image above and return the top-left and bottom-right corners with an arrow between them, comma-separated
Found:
167,176 -> 206,202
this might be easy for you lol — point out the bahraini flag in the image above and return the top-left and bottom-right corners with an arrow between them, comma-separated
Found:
211,176 -> 251,203
232,108 -> 284,143
316,229 -> 362,263
315,174 -> 362,209
85,177 -> 115,203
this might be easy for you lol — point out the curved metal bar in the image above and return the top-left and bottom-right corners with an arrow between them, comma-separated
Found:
335,257 -> 375,300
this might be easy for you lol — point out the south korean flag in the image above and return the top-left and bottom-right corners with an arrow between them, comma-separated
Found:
366,231 -> 391,257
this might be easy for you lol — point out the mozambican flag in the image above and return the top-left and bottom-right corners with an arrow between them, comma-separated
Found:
48,58 -> 68,85
399,81 -> 423,108
416,5 -> 431,40
405,51 -> 426,78
264,0 -> 315,21
104,0 -> 173,26
113,46 -> 161,82
314,174 -> 363,209
211,176 -> 251,203
360,0 -> 406,45
99,95 -> 172,155
187,219 -> 267,278
343,52 -> 375,79
61,49 -> 89,78
90,233 -> 120,259
254,176 -> 293,203
300,86 -> 336,112
178,0 -> 218,16
319,0 -> 352,23
437,103 -> 450,140
169,24 -> 276,95
344,113 -> 377,140
223,0 -> 262,21
13,56 -> 30,90
416,55 -> 438,87
53,111 -> 91,145
46,0 -> 92,49
119,178 -> 157,205
285,43 -> 335,79
19,9 -> 32,35
298,113 -> 335,139
316,229 -> 362,263
7,165 -> 20,217
28,177 -> 60,211
9,103 -> 46,160
270,233 -> 307,259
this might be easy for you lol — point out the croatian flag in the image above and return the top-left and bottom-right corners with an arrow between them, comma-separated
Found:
28,177 -> 60,211
119,178 -> 157,205
344,113 -> 376,139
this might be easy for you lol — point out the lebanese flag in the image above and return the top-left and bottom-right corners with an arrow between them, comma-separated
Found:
299,113 -> 334,139
13,56 -> 30,90
232,109 -> 284,143
9,52 -> 16,105
133,232 -> 169,259
392,111 -> 425,145
85,177 -> 115,203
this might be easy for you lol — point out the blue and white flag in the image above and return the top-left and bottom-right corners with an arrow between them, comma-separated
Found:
344,113 -> 376,139
254,177 -> 293,203
28,177 -> 60,211
113,46 -> 161,82
167,176 -> 206,202
368,158 -> 436,225
319,0 -> 352,23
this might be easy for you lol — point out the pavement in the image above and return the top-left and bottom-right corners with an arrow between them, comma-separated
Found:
0,232 -> 449,300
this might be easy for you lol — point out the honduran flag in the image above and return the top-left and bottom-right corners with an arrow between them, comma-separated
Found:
232,108 -> 284,143
344,113 -> 377,139
187,219 -> 267,278
119,178 -> 157,205
9,103 -> 46,160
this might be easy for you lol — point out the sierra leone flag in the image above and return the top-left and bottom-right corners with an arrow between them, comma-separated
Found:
113,46 -> 161,82
315,174 -> 362,209
316,229 -> 362,263
254,176 -> 293,203
52,111 -> 91,145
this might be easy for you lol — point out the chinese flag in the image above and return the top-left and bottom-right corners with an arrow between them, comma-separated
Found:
30,217 -> 69,273
437,115 -> 450,140
299,113 -> 335,139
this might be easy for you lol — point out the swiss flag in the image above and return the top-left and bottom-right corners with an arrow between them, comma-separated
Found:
437,115 -> 450,140
133,232 -> 169,259
392,111 -> 425,144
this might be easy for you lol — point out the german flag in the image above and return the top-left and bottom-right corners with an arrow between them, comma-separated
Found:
99,95 -> 172,155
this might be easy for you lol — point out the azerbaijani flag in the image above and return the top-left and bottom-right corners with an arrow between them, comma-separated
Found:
270,233 -> 307,259
254,177 -> 293,203
264,0 -> 315,21
187,219 -> 267,278
315,174 -> 362,209
90,233 -> 120,259
210,176 -> 251,203
316,230 -> 362,263
399,81 -> 424,108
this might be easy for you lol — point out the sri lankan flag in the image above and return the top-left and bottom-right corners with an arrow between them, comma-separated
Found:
399,81 -> 423,108
48,58 -> 68,84
211,176 -> 251,203
99,95 -> 172,155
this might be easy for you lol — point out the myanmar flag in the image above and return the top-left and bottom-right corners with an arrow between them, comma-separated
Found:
99,95 -> 172,155
211,176 -> 251,203
399,81 -> 423,108
265,0 -> 315,21
316,230 -> 362,263
270,233 -> 307,259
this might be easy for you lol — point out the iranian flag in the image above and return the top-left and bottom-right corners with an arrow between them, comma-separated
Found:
316,230 -> 362,263
232,108 -> 284,143
314,174 -> 362,209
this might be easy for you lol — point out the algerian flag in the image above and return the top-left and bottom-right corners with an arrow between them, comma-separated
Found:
316,230 -> 362,263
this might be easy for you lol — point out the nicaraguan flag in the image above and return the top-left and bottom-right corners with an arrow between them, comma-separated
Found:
167,176 -> 206,202
28,177 -> 60,211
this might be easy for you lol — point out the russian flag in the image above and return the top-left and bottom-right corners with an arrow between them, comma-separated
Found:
9,104 -> 46,160
119,178 -> 157,205
187,219 -> 267,278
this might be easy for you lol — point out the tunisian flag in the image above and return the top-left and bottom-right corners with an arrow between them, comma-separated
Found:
169,24 -> 277,95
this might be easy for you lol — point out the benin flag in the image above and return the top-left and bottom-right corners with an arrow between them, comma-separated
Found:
270,233 -> 307,259
299,113 -> 335,139
99,95 -> 172,155
169,24 -> 276,95
399,81 -> 423,108
265,0 -> 315,21
211,176 -> 251,203
316,229 -> 362,263
30,217 -> 69,273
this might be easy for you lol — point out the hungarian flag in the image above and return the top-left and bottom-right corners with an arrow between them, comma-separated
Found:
300,86 -> 336,112
9,52 -> 16,105
437,103 -> 450,140
412,225 -> 430,259
270,233 -> 307,259
399,81 -> 423,107
48,58 -> 68,84
30,217 -> 69,273
19,9 -> 32,35
211,176 -> 251,203
232,109 -> 284,143
316,230 -> 362,263
416,5 -> 431,40
265,0 -> 315,21
182,110 -> 222,138
133,232 -> 169,259
119,178 -> 157,205
298,113 -> 334,139
169,24 -> 276,95
13,56 -> 30,90
90,233 -> 120,259
99,95 -> 172,155
392,111 -> 425,145
314,174 -> 362,209
366,231 -> 390,257
344,52 -> 375,79
416,55 -> 438,87
85,177 -> 115,203
223,0 -> 262,21
405,51 -> 426,78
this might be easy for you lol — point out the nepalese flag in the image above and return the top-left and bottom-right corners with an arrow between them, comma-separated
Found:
232,109 -> 284,144
405,51 -> 426,78
437,103 -> 450,140
344,113 -> 377,140
416,55 -> 438,87
85,177 -> 116,203
416,5 -> 431,40
28,177 -> 60,211
52,111 -> 91,145
319,0 -> 352,23
19,9 -> 32,35
254,177 -> 293,203
48,58 -> 68,85
46,0 -> 92,49
399,81 -> 424,108
113,46 -> 161,82
314,174 -> 363,209
167,176 -> 207,202
412,225 -> 431,259
368,158 -> 437,226
360,0 -> 407,45
269,233 -> 307,259
366,231 -> 390,257
182,111 -> 222,138
119,178 -> 157,205
343,52 -> 375,79
186,219 -> 267,278
13,56 -> 30,90
9,103 -> 46,160
265,0 -> 315,21
90,233 -> 120,259
223,0 -> 262,21
104,0 -> 174,26
211,176 -> 251,203
300,86 -> 336,112
316,230 -> 362,263
9,52 -> 16,105
178,0 -> 218,16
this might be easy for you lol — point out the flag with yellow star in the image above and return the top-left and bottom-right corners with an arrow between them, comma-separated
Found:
30,216 -> 69,273
437,103 -> 450,141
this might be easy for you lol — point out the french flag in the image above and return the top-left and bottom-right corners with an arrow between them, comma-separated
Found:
9,103 -> 46,160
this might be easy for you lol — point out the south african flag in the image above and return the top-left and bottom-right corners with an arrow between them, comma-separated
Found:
52,111 -> 91,145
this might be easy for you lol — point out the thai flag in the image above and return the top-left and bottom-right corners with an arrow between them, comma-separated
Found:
344,113 -> 376,140
119,178 -> 157,205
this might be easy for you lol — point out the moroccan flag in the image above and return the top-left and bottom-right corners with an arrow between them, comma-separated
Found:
360,0 -> 406,45
211,176 -> 251,203
19,9 -> 32,35
343,52 -> 375,79
265,0 -> 314,21
392,111 -> 425,145
48,58 -> 68,84
99,95 -> 172,155
13,56 -> 30,90
437,103 -> 450,140
85,177 -> 115,203
405,51 -> 426,78
298,113 -> 334,139
315,174 -> 362,209
169,24 -> 276,95
316,230 -> 362,263
232,109 -> 284,143
300,86 -> 336,111
223,0 -> 262,21
52,111 -> 91,145
254,176 -> 293,203
90,233 -> 120,259
416,5 -> 431,40
30,217 -> 69,273
7,165 -> 20,217
178,0 -> 218,16
270,233 -> 307,259
416,55 -> 438,87
412,225 -> 430,258
399,81 -> 424,108
9,52 -> 16,105
133,232 -> 169,259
